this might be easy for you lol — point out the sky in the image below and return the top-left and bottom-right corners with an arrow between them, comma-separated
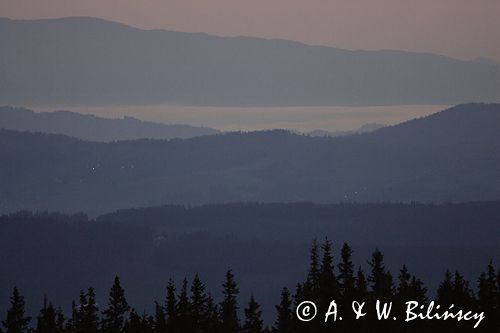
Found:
1,0 -> 499,61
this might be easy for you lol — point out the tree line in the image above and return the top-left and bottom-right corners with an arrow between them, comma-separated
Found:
1,239 -> 498,333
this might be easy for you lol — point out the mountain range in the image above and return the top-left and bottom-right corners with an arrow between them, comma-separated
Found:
0,16 -> 499,106
0,105 -> 382,140
0,106 -> 219,141
1,103 -> 498,215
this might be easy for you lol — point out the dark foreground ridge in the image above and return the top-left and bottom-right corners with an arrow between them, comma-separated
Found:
0,202 -> 499,325
2,239 -> 498,332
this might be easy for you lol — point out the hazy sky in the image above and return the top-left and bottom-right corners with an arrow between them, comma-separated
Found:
1,0 -> 499,61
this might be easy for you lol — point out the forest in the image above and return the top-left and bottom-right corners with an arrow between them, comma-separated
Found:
1,239 -> 498,333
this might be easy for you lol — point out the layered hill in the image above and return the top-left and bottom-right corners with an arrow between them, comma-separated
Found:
0,103 -> 498,214
0,106 -> 219,141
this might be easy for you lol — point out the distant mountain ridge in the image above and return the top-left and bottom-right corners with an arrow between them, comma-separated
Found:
0,105 -> 383,140
306,123 -> 385,137
0,103 -> 498,215
0,17 -> 499,106
0,106 -> 219,141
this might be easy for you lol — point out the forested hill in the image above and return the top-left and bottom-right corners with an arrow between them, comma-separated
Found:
0,202 -> 500,318
97,201 -> 500,246
0,103 -> 499,214
0,202 -> 499,325
1,16 -> 499,106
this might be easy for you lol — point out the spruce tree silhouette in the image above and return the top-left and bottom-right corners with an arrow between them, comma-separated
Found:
436,270 -> 478,332
367,249 -> 394,332
164,279 -> 177,332
478,261 -> 499,330
243,295 -> 265,333
397,265 -> 427,304
318,239 -> 339,310
452,271 -> 475,308
35,296 -> 62,333
337,243 -> 356,327
437,270 -> 454,306
55,306 -> 65,332
303,239 -> 320,302
410,276 -> 427,303
140,312 -> 154,333
338,243 -> 355,300
273,288 -> 293,333
1,287 -> 31,333
177,278 -> 191,332
124,309 -> 142,333
368,249 -> 394,301
220,270 -> 240,333
67,300 -> 79,332
153,302 -> 166,333
349,267 -> 370,332
354,267 -> 369,301
205,294 -> 221,333
79,288 -> 99,333
397,265 -> 412,297
190,274 -> 209,333
394,265 -> 427,332
102,276 -> 130,333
